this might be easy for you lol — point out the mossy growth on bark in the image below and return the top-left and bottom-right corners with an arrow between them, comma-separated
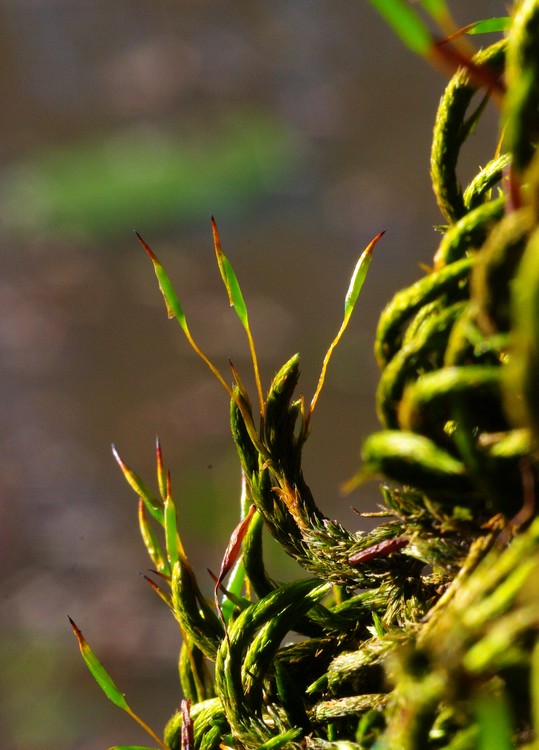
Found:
72,3 -> 539,749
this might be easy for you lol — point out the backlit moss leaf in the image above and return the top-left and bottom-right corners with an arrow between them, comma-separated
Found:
255,728 -> 302,750
367,0 -> 433,55
138,500 -> 170,576
142,574 -> 172,608
164,494 -> 180,567
466,17 -> 510,35
112,445 -> 164,525
214,504 -> 257,626
220,472 -> 254,623
229,359 -> 252,412
155,438 -> 167,501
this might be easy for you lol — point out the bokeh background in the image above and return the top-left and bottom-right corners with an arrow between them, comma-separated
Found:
0,3 -> 505,748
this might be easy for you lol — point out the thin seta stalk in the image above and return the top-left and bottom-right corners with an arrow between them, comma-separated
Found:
135,230 -> 269,461
135,231 -> 236,397
211,216 -> 265,418
69,617 -> 170,750
305,230 -> 385,435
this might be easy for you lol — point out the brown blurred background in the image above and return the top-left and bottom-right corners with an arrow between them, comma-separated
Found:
0,2 -> 504,748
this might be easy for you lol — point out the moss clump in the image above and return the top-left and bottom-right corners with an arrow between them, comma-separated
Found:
74,4 -> 539,749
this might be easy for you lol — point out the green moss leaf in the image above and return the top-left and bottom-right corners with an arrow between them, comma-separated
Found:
367,0 -> 432,55
466,17 -> 510,35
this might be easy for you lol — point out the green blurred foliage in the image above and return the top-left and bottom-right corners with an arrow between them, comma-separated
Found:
1,112 -> 298,241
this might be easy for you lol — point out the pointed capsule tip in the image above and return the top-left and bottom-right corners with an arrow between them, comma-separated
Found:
68,616 -> 83,641
135,231 -> 158,261
111,444 -> 123,465
211,216 -> 222,250
363,229 -> 386,258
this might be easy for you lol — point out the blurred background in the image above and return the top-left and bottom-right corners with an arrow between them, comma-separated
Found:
0,2 -> 505,748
